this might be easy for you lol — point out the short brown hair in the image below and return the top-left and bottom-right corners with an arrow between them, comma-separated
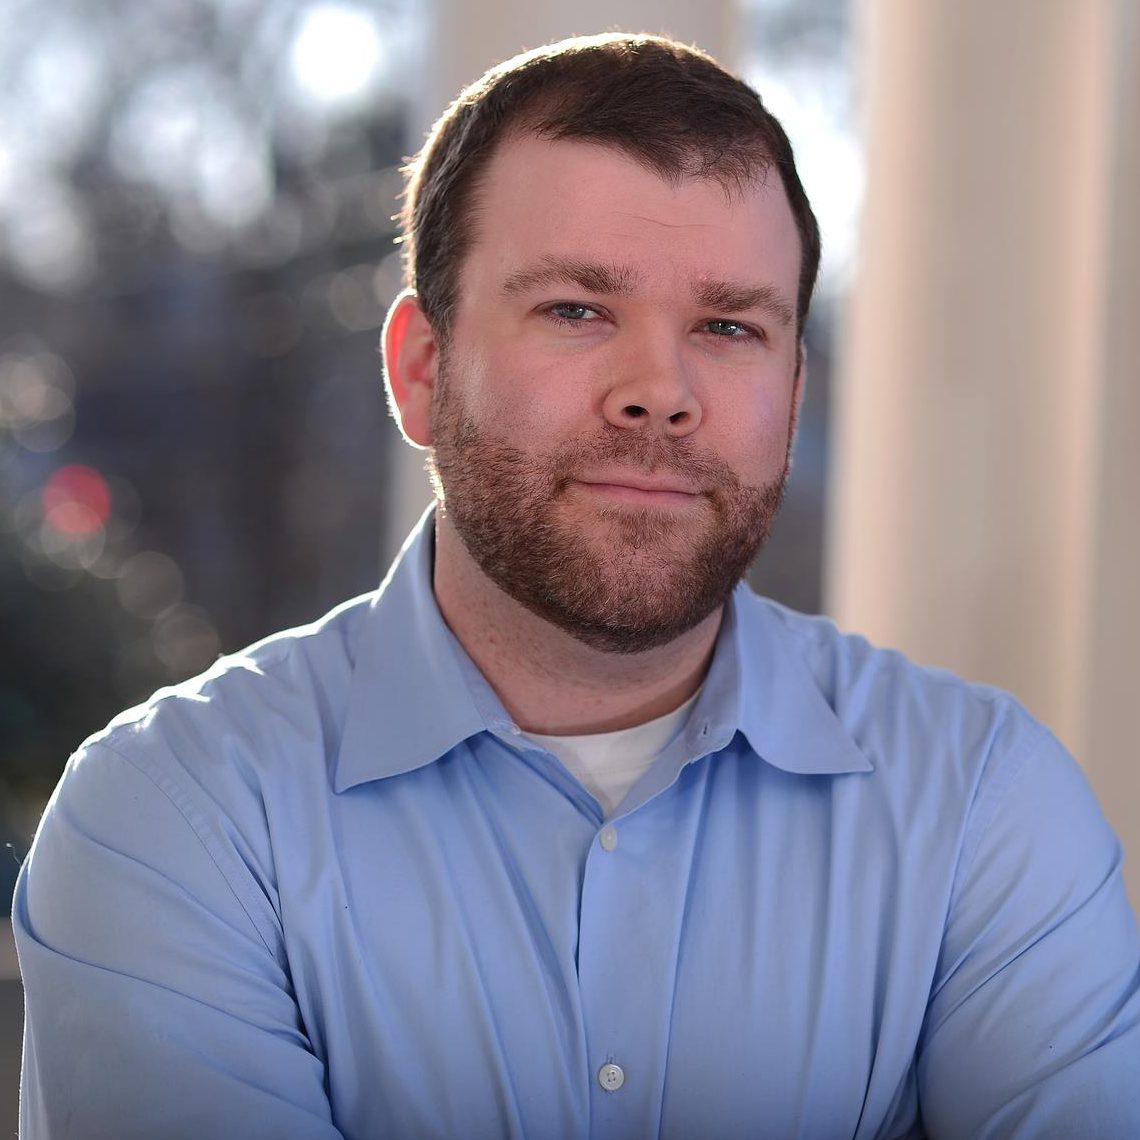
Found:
400,32 -> 821,343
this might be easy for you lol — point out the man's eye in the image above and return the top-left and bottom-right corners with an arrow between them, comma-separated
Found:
545,302 -> 602,324
703,319 -> 759,340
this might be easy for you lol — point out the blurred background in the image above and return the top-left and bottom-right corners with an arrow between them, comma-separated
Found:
0,0 -> 1136,1130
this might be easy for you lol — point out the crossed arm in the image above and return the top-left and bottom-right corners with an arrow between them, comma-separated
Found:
13,732 -> 1140,1138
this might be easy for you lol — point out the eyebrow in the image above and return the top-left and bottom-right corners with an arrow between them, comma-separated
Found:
500,257 -> 639,298
693,280 -> 795,329
500,256 -> 795,329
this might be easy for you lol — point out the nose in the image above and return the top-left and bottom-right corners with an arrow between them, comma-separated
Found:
601,339 -> 702,437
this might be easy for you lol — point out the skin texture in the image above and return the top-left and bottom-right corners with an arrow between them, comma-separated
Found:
384,136 -> 804,734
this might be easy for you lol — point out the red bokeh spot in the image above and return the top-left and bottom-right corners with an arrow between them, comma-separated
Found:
42,465 -> 112,536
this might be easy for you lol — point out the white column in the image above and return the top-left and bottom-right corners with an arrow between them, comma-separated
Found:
828,0 -> 1140,902
1081,0 -> 1140,904
382,0 -> 740,563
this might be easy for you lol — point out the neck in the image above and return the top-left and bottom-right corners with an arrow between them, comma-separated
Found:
432,515 -> 721,736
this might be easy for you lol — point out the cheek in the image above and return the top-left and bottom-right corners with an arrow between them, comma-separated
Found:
440,345 -> 511,427
711,388 -> 795,467
464,345 -> 591,434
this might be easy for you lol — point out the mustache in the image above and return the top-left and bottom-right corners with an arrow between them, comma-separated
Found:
546,427 -> 740,489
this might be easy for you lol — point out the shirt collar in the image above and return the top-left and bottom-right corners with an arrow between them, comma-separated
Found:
333,507 -> 493,793
724,586 -> 873,775
334,509 -> 871,792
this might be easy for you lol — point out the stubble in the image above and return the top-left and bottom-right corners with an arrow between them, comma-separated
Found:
428,364 -> 789,654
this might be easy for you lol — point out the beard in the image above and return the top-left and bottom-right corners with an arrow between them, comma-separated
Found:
428,363 -> 790,654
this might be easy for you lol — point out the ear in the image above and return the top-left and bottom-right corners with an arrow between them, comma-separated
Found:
382,289 -> 439,448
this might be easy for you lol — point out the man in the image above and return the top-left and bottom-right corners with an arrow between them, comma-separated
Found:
13,32 -> 1140,1140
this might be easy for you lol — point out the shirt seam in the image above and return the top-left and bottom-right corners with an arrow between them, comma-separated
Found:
93,738 -> 282,959
920,716 -> 1045,1040
946,717 -> 1043,906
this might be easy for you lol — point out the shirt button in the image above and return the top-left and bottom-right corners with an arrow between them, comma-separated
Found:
599,825 -> 618,851
597,1063 -> 625,1092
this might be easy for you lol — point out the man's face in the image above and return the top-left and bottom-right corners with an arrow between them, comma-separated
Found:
428,135 -> 804,653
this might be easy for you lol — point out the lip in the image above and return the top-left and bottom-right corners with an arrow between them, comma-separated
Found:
572,472 -> 703,506
575,470 -> 702,495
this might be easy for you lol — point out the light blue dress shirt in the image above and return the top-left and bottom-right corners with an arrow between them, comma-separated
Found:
13,512 -> 1140,1139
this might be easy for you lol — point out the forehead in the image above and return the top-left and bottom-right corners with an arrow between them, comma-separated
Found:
458,135 -> 802,302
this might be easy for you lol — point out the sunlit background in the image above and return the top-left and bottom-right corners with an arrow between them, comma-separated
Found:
1,0 -> 420,835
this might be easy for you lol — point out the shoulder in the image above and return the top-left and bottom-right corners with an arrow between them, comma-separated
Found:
87,590 -> 376,781
737,590 -> 1074,813
25,592 -> 381,948
736,596 -> 1134,1004
745,591 -> 1034,732
50,591 -> 381,870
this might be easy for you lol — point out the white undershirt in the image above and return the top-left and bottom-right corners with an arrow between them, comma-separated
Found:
525,690 -> 700,818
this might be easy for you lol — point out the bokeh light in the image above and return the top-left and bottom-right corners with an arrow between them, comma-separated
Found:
3,179 -> 97,293
42,465 -> 112,535
372,250 -> 405,312
289,5 -> 386,109
151,603 -> 220,677
328,264 -> 384,331
0,347 -> 77,452
110,66 -> 274,234
115,551 -> 185,619
19,28 -> 108,166
37,511 -> 105,571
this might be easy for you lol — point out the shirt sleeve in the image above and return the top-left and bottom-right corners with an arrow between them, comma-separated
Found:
917,720 -> 1140,1139
12,739 -> 345,1140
